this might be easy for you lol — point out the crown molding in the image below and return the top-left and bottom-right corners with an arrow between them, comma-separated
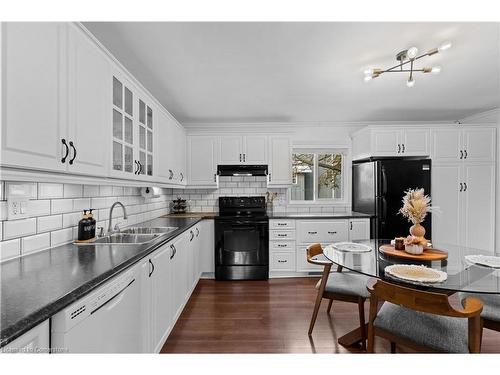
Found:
459,107 -> 499,124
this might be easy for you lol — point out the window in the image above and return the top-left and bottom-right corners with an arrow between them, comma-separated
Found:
291,151 -> 345,202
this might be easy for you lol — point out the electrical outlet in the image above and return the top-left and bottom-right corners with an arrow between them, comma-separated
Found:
6,183 -> 31,220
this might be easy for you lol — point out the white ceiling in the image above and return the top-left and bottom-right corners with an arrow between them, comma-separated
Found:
84,22 -> 500,124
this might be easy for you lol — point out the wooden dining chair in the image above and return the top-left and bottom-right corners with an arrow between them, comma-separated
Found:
306,243 -> 371,349
367,278 -> 484,353
459,292 -> 500,345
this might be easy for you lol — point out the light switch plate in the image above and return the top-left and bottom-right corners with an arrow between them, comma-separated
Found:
6,183 -> 31,220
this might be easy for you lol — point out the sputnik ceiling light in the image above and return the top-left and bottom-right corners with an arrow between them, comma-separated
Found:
364,41 -> 452,87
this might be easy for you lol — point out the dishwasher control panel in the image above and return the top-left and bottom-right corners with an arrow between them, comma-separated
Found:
51,267 -> 137,333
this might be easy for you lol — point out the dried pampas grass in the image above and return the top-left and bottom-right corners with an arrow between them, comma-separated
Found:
398,188 -> 432,224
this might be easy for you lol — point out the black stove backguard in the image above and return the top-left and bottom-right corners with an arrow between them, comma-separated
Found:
215,197 -> 269,280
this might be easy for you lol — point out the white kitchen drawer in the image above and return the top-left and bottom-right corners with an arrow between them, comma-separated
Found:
297,220 -> 349,244
270,219 -> 295,230
270,251 -> 296,271
270,230 -> 296,241
295,245 -> 323,272
269,240 -> 295,251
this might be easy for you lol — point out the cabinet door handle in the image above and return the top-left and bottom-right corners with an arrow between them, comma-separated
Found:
214,173 -> 217,182
180,172 -> 184,181
328,231 -> 337,235
239,153 -> 242,162
464,182 -> 467,192
268,173 -> 271,182
190,230 -> 194,241
169,169 -> 173,180
148,259 -> 155,277
308,231 -> 317,235
243,153 -> 246,162
170,244 -> 176,259
69,141 -> 77,165
459,182 -> 463,192
460,150 -> 463,159
402,144 -> 405,153
138,161 -> 143,174
134,160 -> 138,174
350,222 -> 353,230
397,144 -> 401,154
464,149 -> 468,159
196,227 -> 199,237
61,139 -> 69,163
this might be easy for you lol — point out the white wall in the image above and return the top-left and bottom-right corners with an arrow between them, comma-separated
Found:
460,108 -> 500,253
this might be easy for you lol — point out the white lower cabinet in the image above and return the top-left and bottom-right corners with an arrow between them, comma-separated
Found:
348,219 -> 371,241
199,220 -> 215,276
1,320 -> 49,354
269,218 -> 368,275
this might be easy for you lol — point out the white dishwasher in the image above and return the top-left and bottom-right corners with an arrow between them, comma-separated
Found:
51,265 -> 145,353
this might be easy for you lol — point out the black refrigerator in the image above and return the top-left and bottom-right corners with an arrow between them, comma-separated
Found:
352,158 -> 432,240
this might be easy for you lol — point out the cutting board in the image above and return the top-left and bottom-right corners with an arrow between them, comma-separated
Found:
379,245 -> 448,261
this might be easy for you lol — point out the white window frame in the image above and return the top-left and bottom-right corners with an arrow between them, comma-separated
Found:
289,147 -> 349,206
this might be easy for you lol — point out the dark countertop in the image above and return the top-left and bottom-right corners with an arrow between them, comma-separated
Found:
0,216 -> 202,348
267,211 -> 373,219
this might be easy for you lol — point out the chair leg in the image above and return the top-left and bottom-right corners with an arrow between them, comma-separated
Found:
358,298 -> 366,351
367,296 -> 378,353
327,299 -> 333,314
308,293 -> 323,335
390,342 -> 396,353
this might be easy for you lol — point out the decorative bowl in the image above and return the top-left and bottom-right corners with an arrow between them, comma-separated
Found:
404,244 -> 423,255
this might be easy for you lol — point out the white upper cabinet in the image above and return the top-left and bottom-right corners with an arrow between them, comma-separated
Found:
372,129 -> 400,155
187,135 -> 219,187
462,127 -> 496,163
352,126 -> 430,160
431,126 -> 496,163
430,128 -> 462,162
219,135 -> 268,164
219,135 -> 243,164
243,135 -> 268,164
268,136 -> 292,186
67,24 -> 110,176
1,22 -> 67,172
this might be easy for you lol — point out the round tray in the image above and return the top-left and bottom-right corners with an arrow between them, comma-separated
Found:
379,245 -> 448,261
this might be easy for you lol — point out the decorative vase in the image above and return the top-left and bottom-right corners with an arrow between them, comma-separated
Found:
410,223 -> 426,238
266,201 -> 274,216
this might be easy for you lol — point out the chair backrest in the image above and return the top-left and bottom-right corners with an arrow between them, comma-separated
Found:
367,278 -> 483,318
306,243 -> 332,266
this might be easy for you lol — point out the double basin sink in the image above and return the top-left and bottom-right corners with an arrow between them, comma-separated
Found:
92,227 -> 178,245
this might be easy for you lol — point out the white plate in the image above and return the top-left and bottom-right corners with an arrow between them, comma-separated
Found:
331,242 -> 372,253
465,255 -> 500,269
385,264 -> 447,283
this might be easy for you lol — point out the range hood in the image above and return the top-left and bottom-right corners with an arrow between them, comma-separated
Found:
217,164 -> 268,177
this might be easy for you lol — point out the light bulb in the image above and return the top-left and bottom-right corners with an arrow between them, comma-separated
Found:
406,78 -> 415,88
364,75 -> 373,82
364,69 -> 374,75
407,47 -> 419,59
438,42 -> 452,52
431,66 -> 441,74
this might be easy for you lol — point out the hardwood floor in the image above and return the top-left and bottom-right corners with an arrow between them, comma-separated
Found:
161,278 -> 500,354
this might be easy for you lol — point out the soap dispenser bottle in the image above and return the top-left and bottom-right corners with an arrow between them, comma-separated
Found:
87,209 -> 96,239
78,210 -> 89,241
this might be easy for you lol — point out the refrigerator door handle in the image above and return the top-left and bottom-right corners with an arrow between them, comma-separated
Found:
381,167 -> 388,195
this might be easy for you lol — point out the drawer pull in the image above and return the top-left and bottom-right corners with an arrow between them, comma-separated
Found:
328,231 -> 337,234
277,260 -> 288,263
277,234 -> 287,237
308,231 -> 317,234
277,244 -> 287,247
277,223 -> 287,226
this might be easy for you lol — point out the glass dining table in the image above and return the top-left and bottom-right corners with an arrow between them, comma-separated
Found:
322,239 -> 500,347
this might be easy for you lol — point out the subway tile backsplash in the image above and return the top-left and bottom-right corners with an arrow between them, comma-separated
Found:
0,181 -> 172,262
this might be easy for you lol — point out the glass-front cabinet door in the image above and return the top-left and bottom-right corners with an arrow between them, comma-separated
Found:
111,73 -> 154,180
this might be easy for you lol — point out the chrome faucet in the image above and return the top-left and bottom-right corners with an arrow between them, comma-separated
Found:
108,201 -> 128,234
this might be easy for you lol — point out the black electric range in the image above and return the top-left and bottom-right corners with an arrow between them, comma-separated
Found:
214,197 -> 269,280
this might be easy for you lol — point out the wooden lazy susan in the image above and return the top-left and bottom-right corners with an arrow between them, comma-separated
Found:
379,244 -> 448,261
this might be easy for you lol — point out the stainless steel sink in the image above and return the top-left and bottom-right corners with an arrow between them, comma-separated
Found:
93,233 -> 161,245
121,227 -> 178,235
